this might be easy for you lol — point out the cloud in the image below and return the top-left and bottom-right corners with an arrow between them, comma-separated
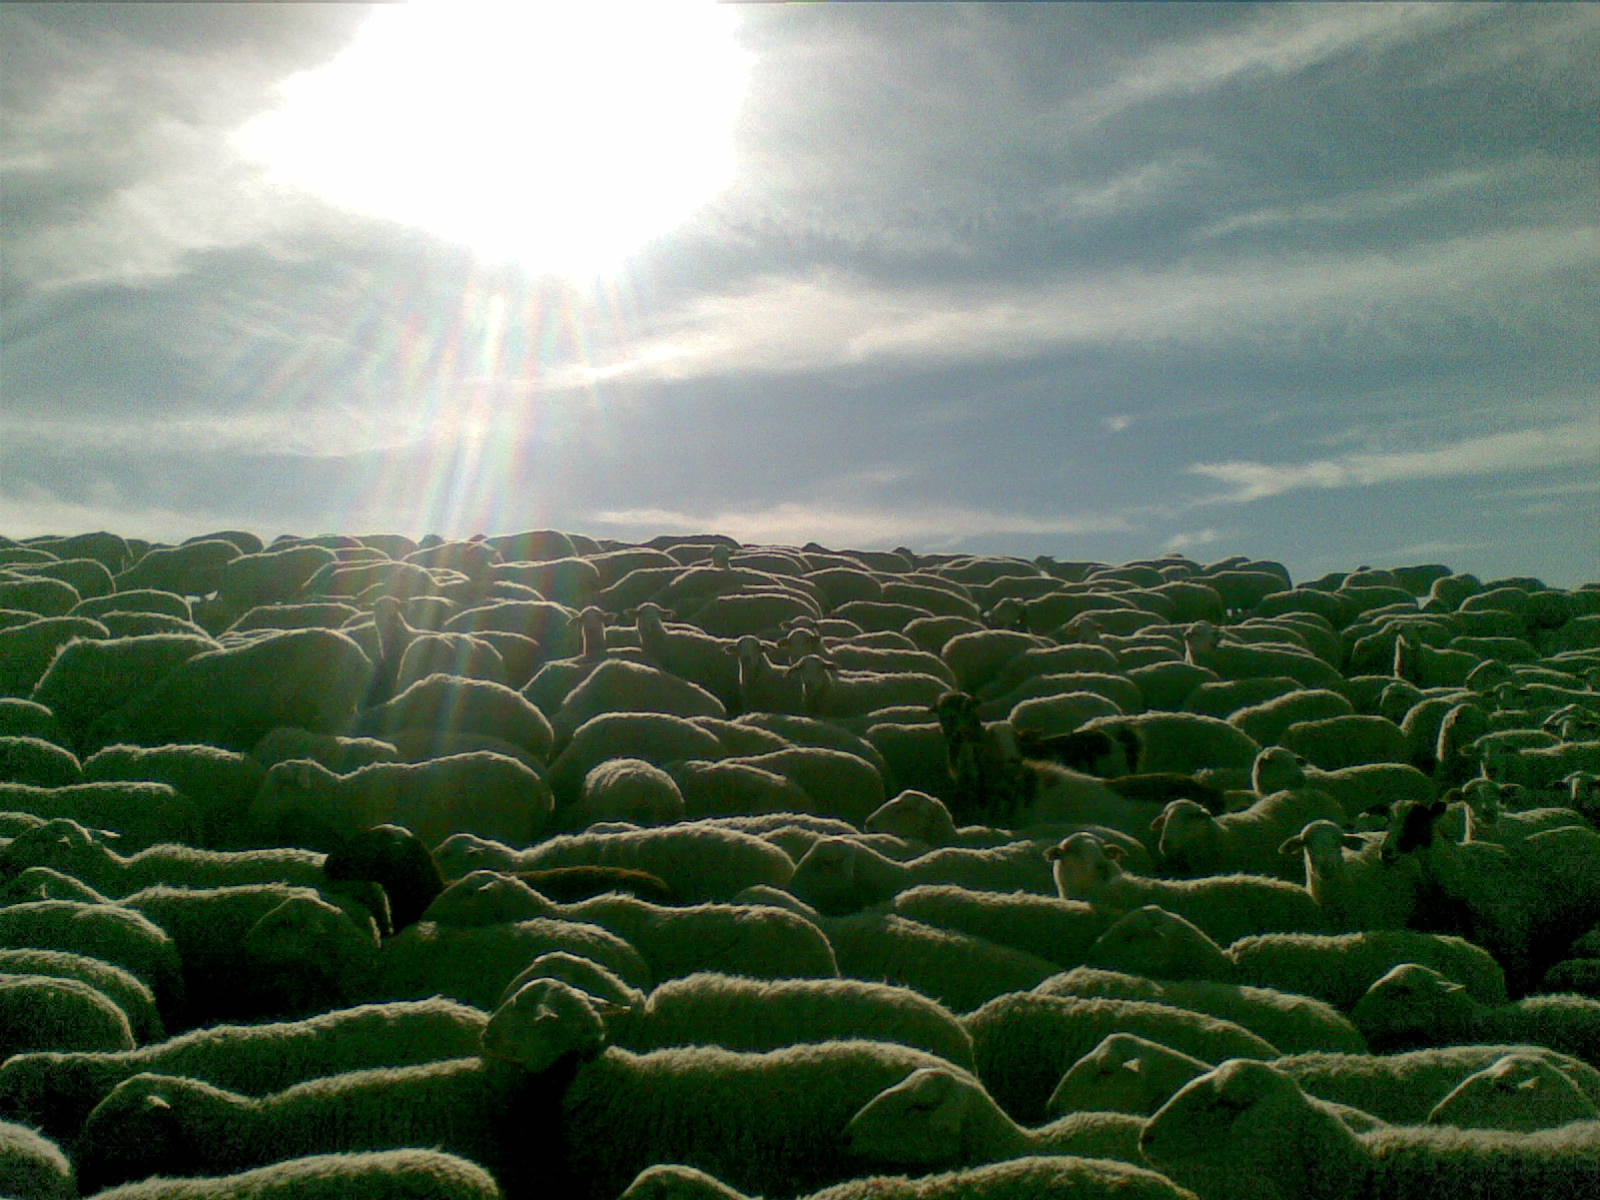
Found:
1187,417 -> 1600,504
1066,4 -> 1484,129
575,222 -> 1595,383
585,500 -> 1135,551
1102,414 -> 1135,434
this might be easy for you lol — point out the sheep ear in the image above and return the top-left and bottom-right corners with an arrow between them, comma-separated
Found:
1278,833 -> 1304,857
1341,833 -> 1366,851
1102,843 -> 1126,864
1149,811 -> 1169,834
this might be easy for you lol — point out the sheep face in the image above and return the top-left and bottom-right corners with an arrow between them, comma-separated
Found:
1426,1052 -> 1600,1133
844,1067 -> 971,1167
1049,1033 -> 1206,1118
481,979 -> 609,1072
1141,1059 -> 1356,1200
1045,832 -> 1123,899
1350,962 -> 1475,1049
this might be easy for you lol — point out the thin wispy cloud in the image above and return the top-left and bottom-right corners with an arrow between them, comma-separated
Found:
588,501 -> 1136,552
1189,418 -> 1600,505
579,223 -> 1593,383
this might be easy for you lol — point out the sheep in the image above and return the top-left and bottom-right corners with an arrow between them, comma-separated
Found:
0,947 -> 163,1044
0,996 -> 487,1149
1224,929 -> 1508,1009
0,780 -> 200,857
864,788 -> 964,845
738,885 -> 1060,1014
70,1055 -> 535,1197
733,635 -> 809,713
80,743 -> 267,847
365,915 -> 651,1010
118,884 -> 382,1028
887,883 -> 1115,970
547,658 -> 727,747
665,757 -> 816,819
843,1065 -> 1148,1170
1152,787 -> 1346,880
0,1120 -> 73,1200
732,712 -> 892,776
0,900 -> 183,1019
1226,685 -> 1358,751
633,601 -> 742,709
543,712 -> 727,806
548,1038 -> 1000,1200
1046,1032 -> 1211,1118
0,698 -> 62,742
249,726 -> 399,772
0,864 -> 112,905
1279,818 -> 1419,931
1034,966 -> 1367,1055
1251,745 -> 1435,821
1047,831 -> 1327,947
1279,713 -> 1412,771
1273,1043 -> 1600,1126
1379,796 -> 1600,992
556,892 -> 839,983
76,1148 -> 507,1200
791,837 -> 1057,915
249,752 -> 552,853
494,821 -> 795,901
83,627 -> 373,753
0,818 -> 327,898
960,990 -> 1278,1125
0,973 -> 135,1057
1183,620 -> 1348,695
1352,962 -> 1600,1066
355,672 -> 555,764
0,735 -> 81,787
586,972 -> 976,1070
789,655 -> 952,721
1423,1051 -> 1600,1133
626,1157 -> 1204,1200
1141,1057 -> 1600,1200
497,949 -> 649,1013
1074,904 -> 1240,984
26,631 -> 215,750
1076,710 -> 1264,776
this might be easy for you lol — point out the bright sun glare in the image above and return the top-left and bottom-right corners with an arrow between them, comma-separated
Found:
235,0 -> 749,276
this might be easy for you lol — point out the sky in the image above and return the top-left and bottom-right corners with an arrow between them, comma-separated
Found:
2,1 -> 1597,587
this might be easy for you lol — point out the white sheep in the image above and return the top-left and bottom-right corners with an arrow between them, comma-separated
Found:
1272,1042 -> 1600,1125
888,883 -> 1113,970
355,672 -> 555,764
1225,928 -> 1508,1010
542,711 -> 727,806
1425,1051 -> 1600,1133
791,837 -> 1056,915
0,1119 -> 73,1200
249,751 -> 552,853
1047,831 -> 1328,947
735,884 -> 1061,1015
1141,1057 -> 1600,1200
633,601 -> 742,709
75,1148 -> 507,1200
1074,905 -> 1240,984
1183,620 -> 1348,696
84,627 -> 374,753
0,946 -> 162,1045
79,742 -> 268,848
1046,1032 -> 1210,1117
843,1065 -> 1147,1170
0,972 -> 135,1058
565,757 -> 686,830
1352,962 -> 1600,1066
473,820 -> 795,901
585,971 -> 976,1070
0,817 -> 326,897
1152,787 -> 1345,880
0,995 -> 486,1145
1279,818 -> 1418,931
0,899 -> 183,1021
961,989 -> 1278,1126
0,781 -> 200,852
493,981 -> 998,1200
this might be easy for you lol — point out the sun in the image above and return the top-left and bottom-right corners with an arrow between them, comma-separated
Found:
234,0 -> 750,276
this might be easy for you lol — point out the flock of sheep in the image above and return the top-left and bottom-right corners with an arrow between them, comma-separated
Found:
2,526 -> 1599,1199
